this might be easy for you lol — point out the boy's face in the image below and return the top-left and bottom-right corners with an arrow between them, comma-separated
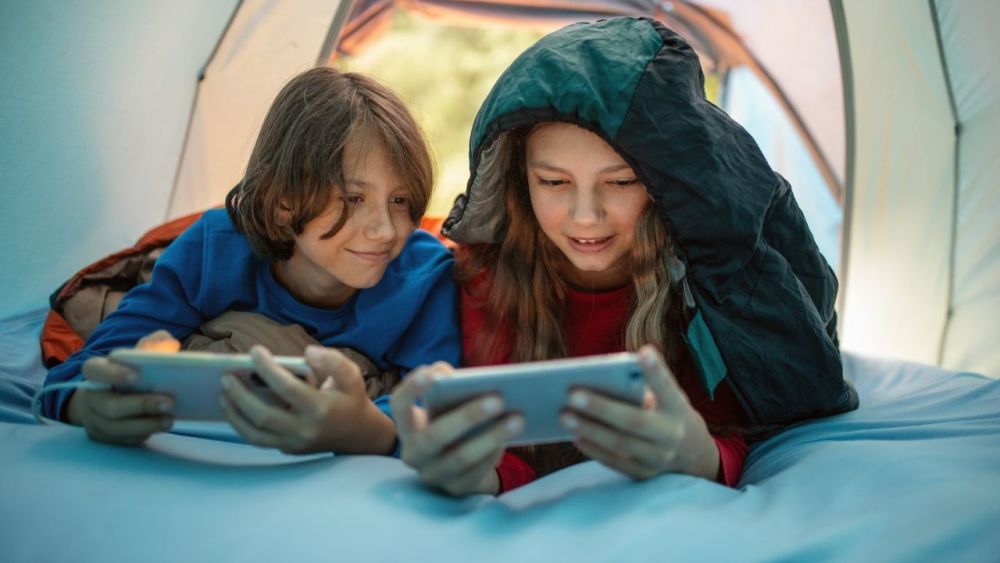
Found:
525,123 -> 651,291
276,137 -> 416,308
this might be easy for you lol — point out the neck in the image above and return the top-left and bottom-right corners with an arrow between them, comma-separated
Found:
557,255 -> 631,292
271,259 -> 356,309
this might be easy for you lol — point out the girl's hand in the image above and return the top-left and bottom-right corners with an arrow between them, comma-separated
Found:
67,330 -> 178,445
390,364 -> 524,496
561,345 -> 720,481
219,345 -> 396,455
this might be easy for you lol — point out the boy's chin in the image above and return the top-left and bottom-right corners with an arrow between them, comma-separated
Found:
342,270 -> 388,290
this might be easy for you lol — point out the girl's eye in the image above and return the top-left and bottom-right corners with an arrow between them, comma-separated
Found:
607,178 -> 639,188
345,194 -> 364,205
536,177 -> 567,187
390,196 -> 411,208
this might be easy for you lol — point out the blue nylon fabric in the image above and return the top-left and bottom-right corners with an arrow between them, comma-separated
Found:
2,310 -> 998,561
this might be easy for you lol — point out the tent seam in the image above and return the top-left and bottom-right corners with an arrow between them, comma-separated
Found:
317,0 -> 355,64
828,0 -> 855,322
164,0 -> 244,221
929,0 -> 961,367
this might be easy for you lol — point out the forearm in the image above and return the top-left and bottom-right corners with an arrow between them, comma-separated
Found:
41,367 -> 85,421
357,402 -> 399,456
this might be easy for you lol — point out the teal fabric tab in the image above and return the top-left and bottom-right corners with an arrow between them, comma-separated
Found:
685,310 -> 727,399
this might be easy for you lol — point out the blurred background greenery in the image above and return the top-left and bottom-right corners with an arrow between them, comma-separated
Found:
337,10 -> 544,217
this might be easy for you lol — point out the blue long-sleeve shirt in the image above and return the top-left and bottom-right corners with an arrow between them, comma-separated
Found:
42,209 -> 461,420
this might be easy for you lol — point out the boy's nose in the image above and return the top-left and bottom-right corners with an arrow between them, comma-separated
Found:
364,206 -> 397,242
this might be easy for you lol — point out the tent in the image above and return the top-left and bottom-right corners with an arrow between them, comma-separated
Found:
2,4 -> 999,562
1,0 -> 997,380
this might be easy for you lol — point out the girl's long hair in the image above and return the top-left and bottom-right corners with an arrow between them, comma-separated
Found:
457,128 -> 695,476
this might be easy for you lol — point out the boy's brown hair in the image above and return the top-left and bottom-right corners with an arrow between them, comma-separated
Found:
225,67 -> 433,260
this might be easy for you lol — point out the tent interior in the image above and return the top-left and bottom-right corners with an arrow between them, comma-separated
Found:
1,1 -> 998,561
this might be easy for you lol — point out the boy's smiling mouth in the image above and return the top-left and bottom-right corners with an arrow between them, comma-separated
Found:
347,248 -> 393,263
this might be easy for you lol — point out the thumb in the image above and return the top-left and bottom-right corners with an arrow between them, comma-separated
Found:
136,330 -> 181,352
304,345 -> 365,395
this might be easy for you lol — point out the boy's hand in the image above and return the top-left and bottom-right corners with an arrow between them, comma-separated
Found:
391,364 -> 524,496
67,330 -> 177,445
220,345 -> 395,455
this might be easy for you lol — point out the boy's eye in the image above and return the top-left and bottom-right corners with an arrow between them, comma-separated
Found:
345,194 -> 364,205
390,196 -> 411,208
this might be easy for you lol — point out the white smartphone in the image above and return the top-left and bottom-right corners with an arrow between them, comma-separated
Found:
108,349 -> 312,421
422,352 -> 646,446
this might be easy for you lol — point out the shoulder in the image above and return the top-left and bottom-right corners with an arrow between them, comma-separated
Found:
198,208 -> 243,236
169,208 -> 239,244
388,229 -> 455,277
361,230 -> 456,306
159,208 -> 255,274
172,209 -> 249,250
452,244 -> 493,296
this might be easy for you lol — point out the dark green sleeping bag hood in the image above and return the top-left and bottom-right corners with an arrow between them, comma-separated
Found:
442,16 -> 858,430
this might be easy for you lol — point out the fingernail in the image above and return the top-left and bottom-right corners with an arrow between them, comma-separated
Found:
157,400 -> 173,414
304,345 -> 326,361
562,414 -> 578,429
413,370 -> 429,386
250,346 -> 266,361
569,391 -> 588,409
121,368 -> 139,384
221,375 -> 233,390
506,417 -> 524,434
482,396 -> 501,415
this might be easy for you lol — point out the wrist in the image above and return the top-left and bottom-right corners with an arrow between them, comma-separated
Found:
695,434 -> 722,482
487,468 -> 502,495
363,402 -> 398,456
66,390 -> 85,425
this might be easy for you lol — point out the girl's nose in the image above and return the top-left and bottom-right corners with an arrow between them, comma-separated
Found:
570,186 -> 604,225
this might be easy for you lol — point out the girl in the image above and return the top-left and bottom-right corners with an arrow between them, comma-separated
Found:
41,67 -> 460,454
391,17 -> 857,495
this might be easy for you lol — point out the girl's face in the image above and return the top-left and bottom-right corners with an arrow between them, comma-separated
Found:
277,137 -> 415,308
526,123 -> 651,290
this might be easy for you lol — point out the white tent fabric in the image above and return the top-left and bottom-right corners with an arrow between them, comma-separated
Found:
0,1 -> 996,376
167,0 -> 348,219
837,0 -> 1000,376
935,0 -> 1000,375
0,0 -> 238,318
695,0 -> 845,199
837,0 -> 956,368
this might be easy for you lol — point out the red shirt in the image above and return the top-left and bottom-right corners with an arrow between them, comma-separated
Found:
461,281 -> 748,492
